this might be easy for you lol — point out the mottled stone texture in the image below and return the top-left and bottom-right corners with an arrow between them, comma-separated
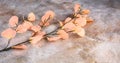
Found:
0,0 -> 120,63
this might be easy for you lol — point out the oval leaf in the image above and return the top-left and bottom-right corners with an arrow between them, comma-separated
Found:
81,9 -> 90,15
64,17 -> 72,24
30,25 -> 41,32
47,36 -> 61,42
29,35 -> 43,45
74,4 -> 80,13
62,22 -> 76,32
22,21 -> 33,29
41,10 -> 55,23
1,28 -> 16,39
16,21 -> 33,33
57,30 -> 69,39
74,17 -> 87,27
9,16 -> 18,27
29,31 -> 46,44
45,10 -> 55,19
86,17 -> 94,23
16,24 -> 27,33
28,12 -> 36,22
74,27 -> 85,37
12,44 -> 27,50
59,21 -> 63,27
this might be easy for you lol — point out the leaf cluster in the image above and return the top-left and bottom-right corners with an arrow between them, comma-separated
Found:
0,3 -> 93,50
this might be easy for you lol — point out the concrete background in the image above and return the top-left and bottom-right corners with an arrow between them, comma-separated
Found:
0,0 -> 120,63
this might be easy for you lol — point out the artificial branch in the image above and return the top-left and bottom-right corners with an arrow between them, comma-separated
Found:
0,3 -> 93,52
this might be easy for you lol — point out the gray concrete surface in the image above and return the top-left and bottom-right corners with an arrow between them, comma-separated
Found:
0,0 -> 120,63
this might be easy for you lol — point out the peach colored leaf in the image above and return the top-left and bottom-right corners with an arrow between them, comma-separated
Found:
22,21 -> 33,29
40,17 -> 48,26
74,3 -> 80,13
16,21 -> 33,33
16,24 -> 27,33
39,20 -> 50,27
57,30 -> 69,39
29,31 -> 46,44
36,31 -> 46,36
74,17 -> 87,27
40,11 -> 55,26
29,35 -> 43,45
73,27 -> 85,37
9,16 -> 18,27
41,10 -> 55,23
45,10 -> 55,19
64,17 -> 72,24
41,14 -> 49,23
59,21 -> 63,27
11,44 -> 27,50
62,22 -> 76,32
1,28 -> 16,39
28,12 -> 36,22
86,17 -> 94,23
76,14 -> 82,18
84,17 -> 94,27
47,36 -> 61,42
30,25 -> 41,32
81,9 -> 90,15
39,22 -> 43,26
44,21 -> 50,26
